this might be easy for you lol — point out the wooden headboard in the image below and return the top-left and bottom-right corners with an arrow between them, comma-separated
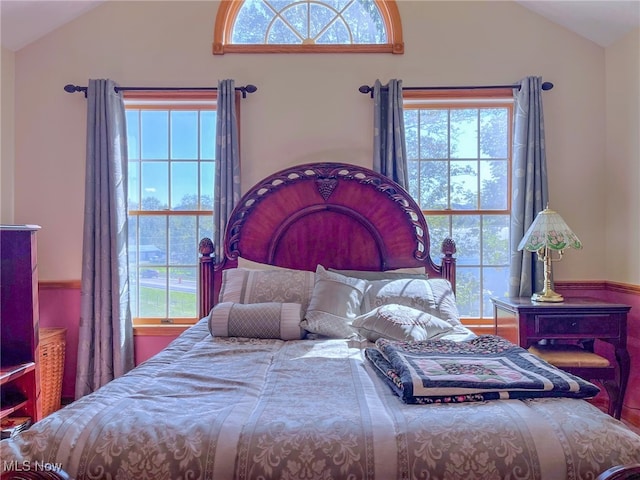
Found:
198,162 -> 456,317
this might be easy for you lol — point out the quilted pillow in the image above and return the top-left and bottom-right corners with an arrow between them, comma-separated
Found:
353,304 -> 453,342
208,302 -> 304,340
219,267 -> 315,314
363,278 -> 461,326
301,265 -> 368,338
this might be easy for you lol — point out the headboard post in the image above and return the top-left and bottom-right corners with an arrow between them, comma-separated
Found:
440,237 -> 457,293
198,238 -> 215,318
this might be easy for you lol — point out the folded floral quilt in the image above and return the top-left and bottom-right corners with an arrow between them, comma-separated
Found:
365,335 -> 600,404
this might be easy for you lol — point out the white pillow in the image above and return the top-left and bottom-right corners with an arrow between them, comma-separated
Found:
208,302 -> 304,340
363,278 -> 461,326
302,265 -> 368,338
219,267 -> 315,314
353,304 -> 453,342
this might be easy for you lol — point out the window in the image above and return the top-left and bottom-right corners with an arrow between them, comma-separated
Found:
125,92 -> 221,326
403,89 -> 513,325
213,0 -> 404,54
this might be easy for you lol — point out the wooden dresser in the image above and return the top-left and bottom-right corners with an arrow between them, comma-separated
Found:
0,225 -> 42,424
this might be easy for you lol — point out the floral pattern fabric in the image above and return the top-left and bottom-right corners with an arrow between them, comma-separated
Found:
2,320 -> 639,479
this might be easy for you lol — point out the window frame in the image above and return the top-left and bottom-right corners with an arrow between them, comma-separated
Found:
403,88 -> 514,327
213,0 -> 404,54
124,90 -> 240,329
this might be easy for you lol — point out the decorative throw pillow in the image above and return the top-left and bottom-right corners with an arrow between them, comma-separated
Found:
353,304 -> 454,342
302,265 -> 368,338
219,267 -> 315,314
208,302 -> 304,340
362,278 -> 461,326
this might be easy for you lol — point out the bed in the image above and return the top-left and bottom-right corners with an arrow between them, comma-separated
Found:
2,162 -> 640,480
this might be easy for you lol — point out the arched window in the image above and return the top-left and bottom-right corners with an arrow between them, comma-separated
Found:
213,0 -> 403,54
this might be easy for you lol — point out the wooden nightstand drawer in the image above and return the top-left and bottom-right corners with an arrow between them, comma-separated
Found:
535,314 -> 619,336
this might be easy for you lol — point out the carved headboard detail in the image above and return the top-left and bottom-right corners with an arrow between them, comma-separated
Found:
199,162 -> 456,316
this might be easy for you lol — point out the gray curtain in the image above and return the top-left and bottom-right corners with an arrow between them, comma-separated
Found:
76,79 -> 134,399
214,79 -> 241,262
508,76 -> 550,297
373,79 -> 409,189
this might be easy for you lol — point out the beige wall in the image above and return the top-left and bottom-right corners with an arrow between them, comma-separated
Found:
10,1 -> 619,283
605,28 -> 640,285
1,47 -> 15,224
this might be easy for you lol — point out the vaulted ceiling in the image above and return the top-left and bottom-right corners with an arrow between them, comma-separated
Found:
1,0 -> 639,52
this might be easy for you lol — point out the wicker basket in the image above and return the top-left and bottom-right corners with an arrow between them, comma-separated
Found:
40,328 -> 66,418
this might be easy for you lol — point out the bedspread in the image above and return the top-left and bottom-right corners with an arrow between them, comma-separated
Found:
2,319 -> 639,480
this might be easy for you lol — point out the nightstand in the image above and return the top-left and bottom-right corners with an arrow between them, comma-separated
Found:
490,296 -> 631,418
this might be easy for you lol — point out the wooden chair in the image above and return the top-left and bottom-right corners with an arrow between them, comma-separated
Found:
528,343 -> 621,418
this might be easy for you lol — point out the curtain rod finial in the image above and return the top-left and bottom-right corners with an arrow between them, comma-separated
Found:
541,81 -> 554,91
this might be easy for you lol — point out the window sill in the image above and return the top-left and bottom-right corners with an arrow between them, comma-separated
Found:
133,325 -> 191,336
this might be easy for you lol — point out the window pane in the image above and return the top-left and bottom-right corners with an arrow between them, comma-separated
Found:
141,162 -> 169,210
269,17 -> 301,43
141,111 -> 168,159
420,110 -> 448,159
480,108 -> 508,159
139,216 -> 167,266
199,216 -> 214,249
456,267 -> 481,317
200,111 -> 216,160
139,267 -> 167,318
419,161 -> 448,210
450,109 -> 477,159
200,162 -> 214,209
126,110 -> 139,160
128,216 -> 138,317
450,160 -> 478,210
171,162 -> 198,210
232,0 -> 274,43
483,266 -> 509,316
169,267 -> 197,317
128,161 -> 140,210
425,214 -> 451,262
482,215 -> 510,265
282,3 -> 308,39
404,110 -> 419,159
480,160 -> 507,210
169,216 -> 197,265
344,1 -> 386,43
452,215 -> 480,265
406,159 -> 419,201
171,111 -> 198,160
317,18 -> 350,44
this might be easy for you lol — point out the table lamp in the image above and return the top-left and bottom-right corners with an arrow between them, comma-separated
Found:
517,206 -> 582,302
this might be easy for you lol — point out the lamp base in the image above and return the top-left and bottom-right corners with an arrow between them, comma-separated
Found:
531,289 -> 564,303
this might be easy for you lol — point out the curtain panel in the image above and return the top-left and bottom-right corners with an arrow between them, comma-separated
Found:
76,79 -> 134,399
214,79 -> 241,263
373,79 -> 409,189
509,76 -> 550,298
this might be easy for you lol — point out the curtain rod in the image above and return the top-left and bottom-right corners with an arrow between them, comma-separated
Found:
358,81 -> 553,97
64,84 -> 258,98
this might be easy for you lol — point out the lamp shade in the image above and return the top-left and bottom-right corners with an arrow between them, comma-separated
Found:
517,207 -> 582,252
